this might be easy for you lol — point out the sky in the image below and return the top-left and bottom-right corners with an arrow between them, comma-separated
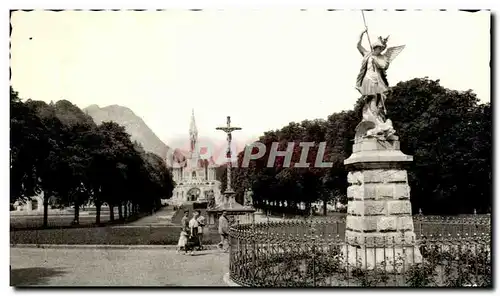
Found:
10,10 -> 490,148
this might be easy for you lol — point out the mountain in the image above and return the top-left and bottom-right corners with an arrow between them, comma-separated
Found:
54,100 -> 96,128
83,104 -> 169,158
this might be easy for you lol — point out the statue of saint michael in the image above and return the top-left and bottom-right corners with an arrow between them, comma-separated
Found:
355,29 -> 405,140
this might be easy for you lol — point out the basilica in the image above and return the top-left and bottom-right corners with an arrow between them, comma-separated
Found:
166,110 -> 222,206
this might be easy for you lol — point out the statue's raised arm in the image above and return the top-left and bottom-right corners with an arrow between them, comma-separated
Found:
357,29 -> 369,56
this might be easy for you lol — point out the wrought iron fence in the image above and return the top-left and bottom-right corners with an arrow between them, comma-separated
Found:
228,215 -> 491,287
413,214 -> 491,237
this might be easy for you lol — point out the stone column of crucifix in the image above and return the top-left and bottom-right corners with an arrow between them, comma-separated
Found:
216,116 -> 241,208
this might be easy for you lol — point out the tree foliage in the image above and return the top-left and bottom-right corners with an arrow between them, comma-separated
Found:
10,89 -> 175,226
224,78 -> 491,215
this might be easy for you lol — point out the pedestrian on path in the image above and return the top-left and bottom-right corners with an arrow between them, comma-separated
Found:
181,210 -> 190,232
177,210 -> 190,254
196,210 -> 206,251
218,211 -> 230,252
187,211 -> 201,255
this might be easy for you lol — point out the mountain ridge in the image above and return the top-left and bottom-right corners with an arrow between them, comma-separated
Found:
83,104 -> 169,159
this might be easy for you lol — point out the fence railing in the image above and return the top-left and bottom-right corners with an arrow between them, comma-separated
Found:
228,216 -> 491,287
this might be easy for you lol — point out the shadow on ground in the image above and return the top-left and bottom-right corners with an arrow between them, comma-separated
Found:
10,266 -> 67,286
186,253 -> 211,257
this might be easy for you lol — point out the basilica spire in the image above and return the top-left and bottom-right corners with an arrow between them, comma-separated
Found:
189,109 -> 198,152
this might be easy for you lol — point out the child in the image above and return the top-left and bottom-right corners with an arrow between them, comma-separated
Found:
177,229 -> 189,254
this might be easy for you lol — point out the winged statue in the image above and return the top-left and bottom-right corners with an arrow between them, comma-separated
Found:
355,31 -> 405,140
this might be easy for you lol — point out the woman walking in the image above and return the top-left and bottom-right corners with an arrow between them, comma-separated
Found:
177,210 -> 190,254
187,211 -> 201,255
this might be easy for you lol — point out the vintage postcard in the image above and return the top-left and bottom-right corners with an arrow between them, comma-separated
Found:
8,7 -> 492,288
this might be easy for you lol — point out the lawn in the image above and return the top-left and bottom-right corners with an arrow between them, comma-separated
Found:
10,226 -> 222,245
10,215 -> 113,229
10,213 -> 490,246
9,210 -> 155,230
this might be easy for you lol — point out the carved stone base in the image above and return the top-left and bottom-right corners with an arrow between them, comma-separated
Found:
224,190 -> 236,209
206,189 -> 255,226
342,233 -> 422,273
343,137 -> 422,272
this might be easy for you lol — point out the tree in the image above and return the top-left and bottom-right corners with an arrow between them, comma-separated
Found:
57,123 -> 96,224
10,88 -> 46,202
386,78 -> 491,214
91,122 -> 133,223
24,99 -> 70,227
52,100 -> 97,224
139,152 -> 174,212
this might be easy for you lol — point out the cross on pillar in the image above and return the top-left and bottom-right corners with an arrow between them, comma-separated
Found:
216,116 -> 242,208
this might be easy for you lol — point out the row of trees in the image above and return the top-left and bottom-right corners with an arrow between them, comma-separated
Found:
221,78 -> 491,215
10,87 -> 175,226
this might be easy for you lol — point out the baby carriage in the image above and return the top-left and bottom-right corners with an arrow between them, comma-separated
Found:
184,228 -> 201,253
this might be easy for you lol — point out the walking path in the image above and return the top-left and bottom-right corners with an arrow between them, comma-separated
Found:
128,207 -> 176,226
10,247 -> 229,286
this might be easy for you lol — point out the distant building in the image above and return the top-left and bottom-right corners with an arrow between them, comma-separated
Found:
165,109 -> 221,206
12,194 -> 44,213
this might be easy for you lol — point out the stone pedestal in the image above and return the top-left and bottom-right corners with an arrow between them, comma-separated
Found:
343,136 -> 422,272
207,190 -> 255,227
224,190 -> 236,208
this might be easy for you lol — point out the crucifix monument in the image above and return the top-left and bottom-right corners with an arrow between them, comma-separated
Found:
206,116 -> 255,226
216,116 -> 241,208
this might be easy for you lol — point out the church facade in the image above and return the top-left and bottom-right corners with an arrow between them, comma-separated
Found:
166,110 -> 222,206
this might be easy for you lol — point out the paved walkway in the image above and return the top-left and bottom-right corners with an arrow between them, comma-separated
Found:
10,247 -> 229,286
128,207 -> 176,226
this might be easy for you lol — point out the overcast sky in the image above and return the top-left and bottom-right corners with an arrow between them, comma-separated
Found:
10,10 -> 490,149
